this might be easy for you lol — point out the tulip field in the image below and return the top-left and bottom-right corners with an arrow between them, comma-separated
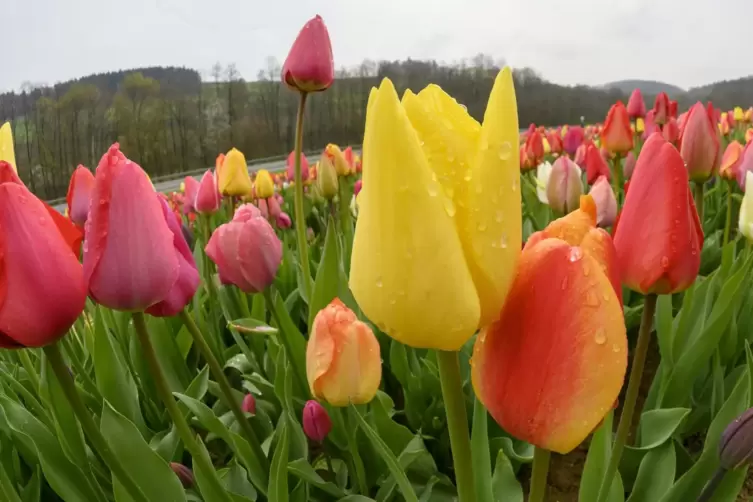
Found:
5,14 -> 753,502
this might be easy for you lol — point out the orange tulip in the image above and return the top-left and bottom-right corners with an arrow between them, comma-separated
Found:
720,141 -> 744,181
746,128 -> 753,144
601,101 -> 633,155
525,126 -> 545,167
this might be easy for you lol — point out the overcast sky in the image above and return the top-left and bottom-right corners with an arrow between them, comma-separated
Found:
4,0 -> 752,93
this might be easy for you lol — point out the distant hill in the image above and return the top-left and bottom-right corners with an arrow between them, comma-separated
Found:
683,75 -> 753,110
55,66 -> 201,96
601,79 -> 685,96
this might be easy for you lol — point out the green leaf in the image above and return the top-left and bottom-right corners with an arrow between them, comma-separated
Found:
374,435 -> 431,501
287,459 -> 346,498
228,319 -> 278,336
579,411 -> 624,502
192,435 -> 234,502
655,295 -> 674,367
471,397 -> 493,502
269,290 -> 309,398
337,497 -> 376,502
145,317 -> 191,393
220,462 -> 258,501
100,402 -> 186,502
626,442 -> 675,502
308,217 -> 341,330
631,408 -> 690,450
268,416 -> 290,502
21,466 -> 41,502
490,449 -> 523,502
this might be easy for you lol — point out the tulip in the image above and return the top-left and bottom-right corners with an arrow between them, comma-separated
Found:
343,146 -> 356,170
281,15 -> 334,93
257,198 -> 269,219
276,212 -> 292,229
719,407 -> 753,470
746,108 -> 753,123
574,143 -> 588,168
306,299 -> 381,406
746,129 -> 753,144
0,122 -> 16,172
547,157 -> 582,214
525,127 -> 545,167
472,200 -> 626,453
734,107 -> 745,122
679,102 -> 721,182
635,117 -> 645,134
653,92 -> 670,125
317,153 -> 339,200
267,194 -> 282,220
205,204 -> 282,293
286,151 -> 309,182
563,126 -> 585,156
195,170 -> 221,214
585,143 -> 611,185
242,394 -> 256,414
601,102 -> 633,155
626,89 -> 646,119
183,176 -> 200,214
84,144 -> 180,311
669,100 -> 678,118
736,143 -> 753,191
535,161 -> 553,204
642,110 -> 658,139
170,463 -> 194,489
353,179 -> 363,196
218,148 -> 253,197
255,169 -> 275,199
350,68 -> 520,350
623,151 -> 637,179
548,132 -> 563,155
589,176 -> 617,228
324,144 -> 350,177
663,117 -> 680,146
145,196 -> 200,317
66,165 -> 95,226
613,133 -> 702,294
720,141 -> 744,181
720,114 -> 732,136
302,400 -> 332,442
542,136 -> 551,155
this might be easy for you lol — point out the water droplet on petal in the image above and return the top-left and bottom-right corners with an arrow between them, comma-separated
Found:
389,298 -> 397,306
498,142 -> 512,160
99,199 -> 106,205
477,222 -> 487,232
612,343 -> 621,353
464,172 -> 472,182
427,184 -> 439,197
512,179 -> 519,192
443,198 -> 456,217
495,211 -> 504,223
376,277 -> 383,288
594,328 -> 606,345
582,263 -> 590,276
661,256 -> 670,268
38,216 -> 46,225
569,248 -> 584,262
500,235 -> 508,248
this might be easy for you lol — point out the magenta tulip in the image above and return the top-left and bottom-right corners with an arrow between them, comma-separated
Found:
276,212 -> 292,229
302,400 -> 332,442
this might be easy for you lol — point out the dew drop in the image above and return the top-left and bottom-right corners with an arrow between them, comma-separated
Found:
464,172 -> 472,182
512,179 -> 519,192
495,210 -> 504,223
561,276 -> 569,290
477,222 -> 488,232
397,290 -> 406,297
38,216 -> 46,225
99,199 -> 106,205
586,290 -> 600,307
612,343 -> 621,353
375,277 -> 383,288
661,256 -> 670,268
594,328 -> 606,345
427,184 -> 439,197
498,141 -> 512,160
18,195 -> 27,204
443,198 -> 456,217
389,298 -> 397,306
448,153 -> 456,162
569,247 -> 584,262
500,235 -> 508,248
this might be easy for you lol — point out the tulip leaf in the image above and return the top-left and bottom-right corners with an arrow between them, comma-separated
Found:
490,449 -> 523,502
655,295 -> 674,367
287,459 -> 346,498
228,318 -> 279,336
337,497 -> 376,501
626,441 -> 675,502
471,397 -> 493,502
191,435 -> 234,502
579,411 -> 624,502
308,217 -> 342,330
268,290 -> 309,399
628,408 -> 690,451
219,462 -> 258,501
268,415 -> 290,502
374,435 -> 430,501
145,317 -> 191,393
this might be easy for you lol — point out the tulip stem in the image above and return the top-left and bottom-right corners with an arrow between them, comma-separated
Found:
0,454 -> 22,502
436,350 -> 476,502
529,447 -> 551,502
694,182 -> 705,225
723,181 -> 733,247
178,310 -> 268,474
292,91 -> 313,301
132,313 -> 232,502
611,156 -> 623,206
18,349 -> 40,395
696,467 -> 727,502
596,293 -> 658,502
338,177 -> 353,271
343,407 -> 368,495
43,342 -> 151,502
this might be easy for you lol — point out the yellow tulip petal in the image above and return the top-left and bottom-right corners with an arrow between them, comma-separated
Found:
459,67 -> 521,326
219,148 -> 253,196
0,122 -> 17,173
350,78 -> 480,350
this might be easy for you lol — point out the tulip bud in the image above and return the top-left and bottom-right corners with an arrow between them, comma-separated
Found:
653,92 -> 670,125
573,143 -> 588,168
627,89 -> 646,119
0,122 -> 16,172
563,126 -> 585,157
302,400 -> 332,442
324,144 -> 350,177
267,194 -> 281,220
547,157 -> 582,214
746,129 -> 753,144
585,143 -> 611,185
589,176 -> 617,228
183,176 -> 200,214
734,107 -> 745,122
242,393 -> 256,414
306,299 -> 381,406
669,100 -> 678,118
601,102 -> 633,155
679,102 -> 721,182
255,169 -> 275,199
169,463 -> 194,489
525,129 -> 545,167
663,117 -> 680,146
535,161 -> 553,204
281,15 -> 334,93
353,179 -> 363,196
257,198 -> 269,219
636,117 -> 645,134
219,148 -> 253,197
276,212 -> 292,229
195,170 -> 221,214
286,151 -> 310,182
317,154 -> 339,199
66,165 -> 95,226
719,407 -> 753,470
205,204 -> 282,293
623,151 -> 637,180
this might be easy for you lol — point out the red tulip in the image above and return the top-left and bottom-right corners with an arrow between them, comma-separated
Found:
145,196 -> 200,317
679,102 -> 721,182
205,204 -> 282,293
623,151 -> 637,180
585,143 -> 611,185
707,102 -> 721,125
663,117 -> 680,146
281,15 -> 334,93
548,132 -> 563,155
286,151 -> 310,182
84,144 -> 180,311
0,180 -> 86,347
601,102 -> 633,155
613,133 -> 702,294
589,176 -> 617,228
66,165 -> 95,226
669,100 -> 678,118
195,170 -> 220,214
563,126 -> 585,157
626,89 -> 646,119
525,127 -> 545,167
183,176 -> 200,214
642,110 -> 659,139
653,92 -> 670,125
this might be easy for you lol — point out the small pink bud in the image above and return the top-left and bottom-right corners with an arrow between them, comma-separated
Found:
242,393 -> 256,414
302,400 -> 332,442
276,212 -> 292,229
169,462 -> 194,488
354,179 -> 363,196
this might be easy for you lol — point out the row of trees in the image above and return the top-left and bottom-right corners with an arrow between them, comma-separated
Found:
1,57 -> 750,200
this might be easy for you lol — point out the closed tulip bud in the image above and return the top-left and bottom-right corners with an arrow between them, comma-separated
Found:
720,114 -> 732,136
728,110 -> 737,128
317,154 -> 339,200
719,407 -> 753,470
66,165 -> 95,226
306,299 -> 381,406
195,170 -> 221,214
602,102 -> 633,155
614,133 -> 703,294
281,15 -> 334,93
169,463 -> 194,489
525,128 -> 545,166
679,102 -> 721,182
535,161 -> 553,204
669,100 -> 678,118
257,198 -> 269,219
205,204 -> 282,293
653,92 -> 670,125
585,143 -> 611,185
643,110 -> 659,139
351,69 -> 521,349
324,144 -> 350,177
0,122 -> 16,172
734,107 -> 745,122
84,144 -> 180,311
563,126 -> 585,156
746,129 -> 753,144
627,89 -> 646,119
547,157 -> 582,214
663,117 -> 680,146
623,151 -> 637,179
736,143 -> 753,191
353,179 -> 363,196
548,132 -> 563,155
276,212 -> 292,229
589,176 -> 617,228
302,400 -> 332,442
267,194 -> 281,220
242,394 -> 256,414
183,176 -> 200,214
255,169 -> 275,199
473,196 -> 626,453
219,148 -> 253,197
145,196 -> 200,317
720,141 -> 744,181
286,151 -> 310,182
746,108 -> 753,123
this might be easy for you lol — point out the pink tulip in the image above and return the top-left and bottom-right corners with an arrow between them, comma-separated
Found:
736,142 -> 753,191
145,196 -> 200,317
267,195 -> 281,219
195,170 -> 220,214
286,151 -> 310,182
242,394 -> 256,414
66,165 -> 95,226
84,144 -> 179,311
563,126 -> 585,157
679,102 -> 721,182
354,179 -> 363,196
626,89 -> 646,119
302,400 -> 332,442
623,151 -> 637,179
183,176 -> 200,214
276,212 -> 292,229
205,204 -> 282,293
547,157 -> 582,214
589,176 -> 617,227
257,198 -> 269,219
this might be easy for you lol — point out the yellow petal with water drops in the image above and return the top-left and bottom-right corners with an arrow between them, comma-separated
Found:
0,122 -> 17,172
458,67 -> 521,327
350,78 -> 480,350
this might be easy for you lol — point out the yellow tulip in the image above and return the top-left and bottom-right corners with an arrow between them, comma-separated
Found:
542,136 -> 551,154
219,148 -> 253,196
350,68 -> 520,350
636,117 -> 645,133
255,169 -> 275,199
324,144 -> 350,176
734,107 -> 744,121
0,122 -> 17,172
745,108 -> 753,123
561,125 -> 568,137
317,154 -> 339,199
179,181 -> 186,193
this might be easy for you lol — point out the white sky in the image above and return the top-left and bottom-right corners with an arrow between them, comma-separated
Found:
3,0 -> 751,92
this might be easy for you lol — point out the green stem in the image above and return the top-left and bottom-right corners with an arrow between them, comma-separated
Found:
0,457 -> 22,502
292,92 -> 313,300
596,294 -> 658,502
529,447 -> 551,502
178,310 -> 268,472
262,290 -> 310,398
696,467 -> 727,502
436,350 -> 476,502
18,349 -> 40,395
43,343 -> 150,502
612,155 -> 623,206
694,182 -> 705,226
723,181 -> 733,247
338,177 -> 353,271
131,313 -> 231,502
342,407 -> 368,495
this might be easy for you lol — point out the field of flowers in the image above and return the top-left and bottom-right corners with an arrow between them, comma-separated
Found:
2,13 -> 753,502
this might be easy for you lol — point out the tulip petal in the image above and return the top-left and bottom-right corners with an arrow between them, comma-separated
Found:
541,195 -> 597,245
0,123 -> 16,172
350,78 -> 480,350
580,228 -> 622,305
472,238 -> 627,454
